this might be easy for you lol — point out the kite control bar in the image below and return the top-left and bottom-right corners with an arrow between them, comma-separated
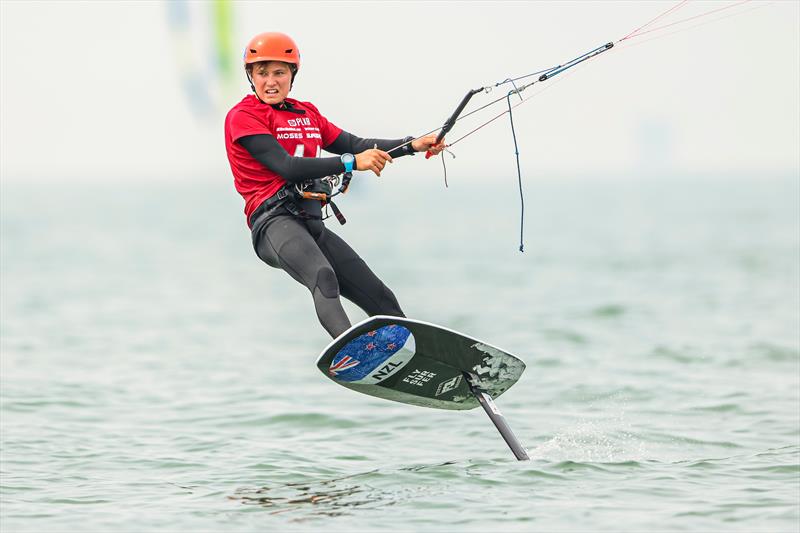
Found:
425,87 -> 485,159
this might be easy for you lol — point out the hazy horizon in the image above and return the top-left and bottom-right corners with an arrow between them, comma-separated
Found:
1,1 -> 798,184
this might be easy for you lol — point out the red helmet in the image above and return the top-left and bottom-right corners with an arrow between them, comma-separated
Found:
243,32 -> 300,72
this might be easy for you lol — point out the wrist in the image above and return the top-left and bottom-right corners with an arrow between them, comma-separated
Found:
403,136 -> 416,156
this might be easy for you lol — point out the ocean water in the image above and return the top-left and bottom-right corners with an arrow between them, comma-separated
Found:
1,176 -> 798,532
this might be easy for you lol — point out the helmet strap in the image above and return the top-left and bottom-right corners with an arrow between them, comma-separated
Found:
245,69 -> 267,105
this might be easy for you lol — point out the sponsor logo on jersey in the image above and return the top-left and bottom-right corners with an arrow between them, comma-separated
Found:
287,117 -> 311,127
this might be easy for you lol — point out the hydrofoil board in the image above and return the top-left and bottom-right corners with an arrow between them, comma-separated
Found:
316,316 -> 529,460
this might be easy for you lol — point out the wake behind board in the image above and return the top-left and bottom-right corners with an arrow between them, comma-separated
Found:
316,316 -> 530,460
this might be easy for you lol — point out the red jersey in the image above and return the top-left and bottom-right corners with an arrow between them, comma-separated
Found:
224,95 -> 343,226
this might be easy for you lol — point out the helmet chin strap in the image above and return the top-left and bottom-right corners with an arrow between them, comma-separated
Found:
246,70 -> 266,104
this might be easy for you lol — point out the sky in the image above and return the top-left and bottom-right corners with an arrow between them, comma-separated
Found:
1,0 -> 798,183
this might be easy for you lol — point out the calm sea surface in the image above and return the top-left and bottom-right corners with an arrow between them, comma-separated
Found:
1,176 -> 798,532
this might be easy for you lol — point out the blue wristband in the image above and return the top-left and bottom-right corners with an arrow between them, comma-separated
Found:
341,153 -> 355,173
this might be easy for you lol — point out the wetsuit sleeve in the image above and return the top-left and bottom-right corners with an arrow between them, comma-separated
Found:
238,134 -> 345,184
324,130 -> 414,159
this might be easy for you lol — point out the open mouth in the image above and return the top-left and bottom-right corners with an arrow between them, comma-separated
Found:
265,89 -> 279,95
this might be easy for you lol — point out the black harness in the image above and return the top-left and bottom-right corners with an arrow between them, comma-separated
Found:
249,177 -> 346,228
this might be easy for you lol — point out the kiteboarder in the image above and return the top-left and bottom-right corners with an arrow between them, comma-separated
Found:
224,32 -> 445,338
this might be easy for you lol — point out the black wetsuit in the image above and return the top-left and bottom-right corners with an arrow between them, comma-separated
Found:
241,130 -> 414,338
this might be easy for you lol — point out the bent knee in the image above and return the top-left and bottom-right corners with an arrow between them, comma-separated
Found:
315,267 -> 340,299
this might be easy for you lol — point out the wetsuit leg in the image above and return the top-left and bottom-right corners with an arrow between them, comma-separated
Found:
314,226 -> 405,318
251,212 -> 351,338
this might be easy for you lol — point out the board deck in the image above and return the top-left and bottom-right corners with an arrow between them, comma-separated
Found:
316,316 -> 526,410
